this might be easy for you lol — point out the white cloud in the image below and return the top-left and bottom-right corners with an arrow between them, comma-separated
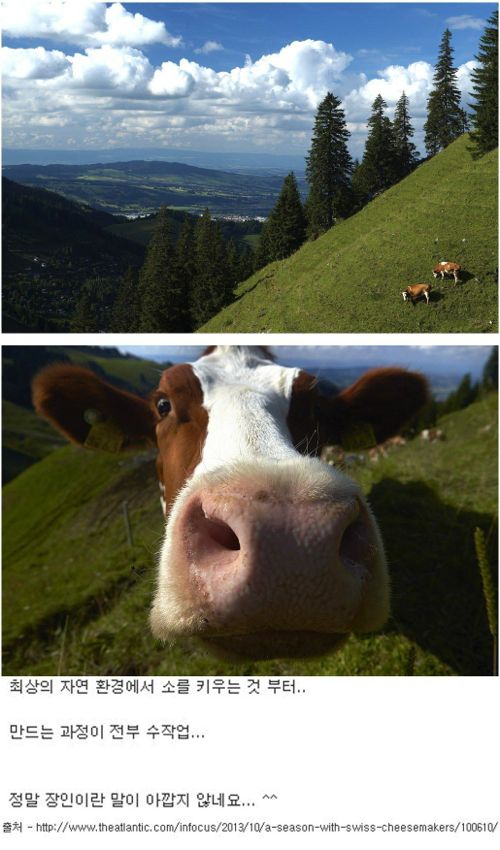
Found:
343,61 -> 434,121
2,46 -> 70,79
149,61 -> 195,98
446,15 -> 485,31
1,32 -> 478,154
195,41 -> 224,55
97,3 -> 182,47
68,46 -> 154,93
1,0 -> 182,48
1,1 -> 103,41
456,60 -> 477,97
174,40 -> 352,111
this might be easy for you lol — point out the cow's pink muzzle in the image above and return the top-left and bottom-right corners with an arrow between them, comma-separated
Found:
162,481 -> 388,658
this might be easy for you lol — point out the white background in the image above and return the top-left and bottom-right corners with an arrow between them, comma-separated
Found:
1,0 -> 499,843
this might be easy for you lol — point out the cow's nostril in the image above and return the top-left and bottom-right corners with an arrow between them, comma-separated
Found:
338,514 -> 372,574
202,515 -> 241,551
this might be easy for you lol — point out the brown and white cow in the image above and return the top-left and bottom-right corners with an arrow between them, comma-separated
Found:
402,283 -> 432,305
420,427 -> 445,442
32,346 -> 428,660
433,261 -> 461,283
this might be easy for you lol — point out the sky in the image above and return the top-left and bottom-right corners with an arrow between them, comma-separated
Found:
2,2 -> 496,158
118,345 -> 493,378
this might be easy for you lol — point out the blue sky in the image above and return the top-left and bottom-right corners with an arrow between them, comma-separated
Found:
2,2 -> 495,156
118,345 -> 493,379
128,3 -> 490,72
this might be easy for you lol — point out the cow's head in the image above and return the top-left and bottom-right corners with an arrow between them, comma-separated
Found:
33,346 -> 428,660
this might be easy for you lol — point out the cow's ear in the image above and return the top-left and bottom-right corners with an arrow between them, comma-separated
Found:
32,365 -> 157,452
316,368 -> 429,449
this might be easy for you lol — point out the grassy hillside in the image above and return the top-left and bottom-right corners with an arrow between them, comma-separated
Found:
3,393 -> 497,677
2,400 -> 64,484
201,136 -> 498,333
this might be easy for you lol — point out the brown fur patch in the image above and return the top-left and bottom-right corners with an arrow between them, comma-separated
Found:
32,365 -> 157,448
287,370 -> 320,456
316,368 -> 429,448
153,364 -> 209,513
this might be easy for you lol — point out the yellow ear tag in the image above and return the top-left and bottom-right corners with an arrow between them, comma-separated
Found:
84,418 -> 124,453
341,422 -> 377,450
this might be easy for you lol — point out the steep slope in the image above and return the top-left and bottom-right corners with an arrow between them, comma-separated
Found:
201,136 -> 497,333
3,394 -> 497,677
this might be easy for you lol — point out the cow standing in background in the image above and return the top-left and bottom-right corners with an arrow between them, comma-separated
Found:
402,283 -> 432,305
33,346 -> 427,660
433,261 -> 462,283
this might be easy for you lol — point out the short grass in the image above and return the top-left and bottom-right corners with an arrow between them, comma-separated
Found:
201,136 -> 498,333
3,394 -> 497,677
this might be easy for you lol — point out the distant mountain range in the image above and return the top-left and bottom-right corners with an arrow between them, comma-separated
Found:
2,159 -> 305,218
2,147 -> 306,175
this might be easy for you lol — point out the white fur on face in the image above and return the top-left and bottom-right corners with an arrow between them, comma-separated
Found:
190,346 -> 301,478
150,346 -> 390,649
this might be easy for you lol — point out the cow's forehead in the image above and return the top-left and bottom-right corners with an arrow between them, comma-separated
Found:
190,346 -> 300,405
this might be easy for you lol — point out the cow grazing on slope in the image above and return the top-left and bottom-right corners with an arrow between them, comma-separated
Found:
402,283 -> 432,305
421,428 -> 445,442
32,346 -> 428,660
433,261 -> 461,283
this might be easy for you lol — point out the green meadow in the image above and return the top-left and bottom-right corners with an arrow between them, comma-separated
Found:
201,137 -> 498,333
3,393 -> 497,677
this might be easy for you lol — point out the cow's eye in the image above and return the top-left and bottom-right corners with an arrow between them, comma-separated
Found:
157,397 -> 171,417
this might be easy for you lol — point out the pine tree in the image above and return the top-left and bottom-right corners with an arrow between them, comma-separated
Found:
469,11 -> 498,156
350,159 -> 368,209
359,95 -> 398,195
261,172 -> 306,261
111,266 -> 140,331
459,108 -> 470,134
254,221 -> 272,270
137,206 -> 185,332
481,347 -> 498,392
71,277 -> 116,332
174,217 -> 196,331
226,238 -> 240,291
441,373 -> 478,413
305,92 -> 353,238
190,209 -> 233,327
237,244 -> 255,282
392,91 -> 419,178
424,28 -> 463,155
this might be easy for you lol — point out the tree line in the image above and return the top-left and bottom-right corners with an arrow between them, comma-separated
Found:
71,208 -> 254,332
410,348 -> 498,434
260,13 -> 497,262
71,13 -> 497,332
